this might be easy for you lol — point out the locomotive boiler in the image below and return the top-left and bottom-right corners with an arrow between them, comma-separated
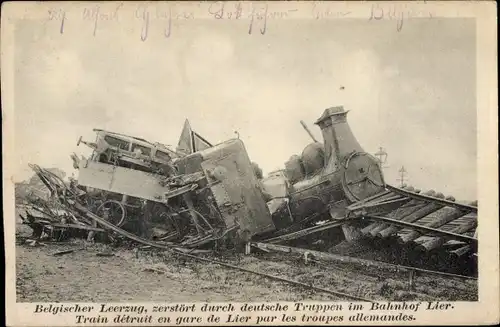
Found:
260,106 -> 385,240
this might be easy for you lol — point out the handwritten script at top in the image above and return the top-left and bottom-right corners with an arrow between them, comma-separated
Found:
368,3 -> 433,32
47,2 -> 301,41
46,2 -> 432,39
207,2 -> 298,35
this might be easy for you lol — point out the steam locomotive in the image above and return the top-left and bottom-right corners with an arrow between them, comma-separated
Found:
259,106 -> 385,238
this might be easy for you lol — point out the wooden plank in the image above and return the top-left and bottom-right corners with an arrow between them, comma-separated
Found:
77,160 -> 170,203
365,215 -> 477,243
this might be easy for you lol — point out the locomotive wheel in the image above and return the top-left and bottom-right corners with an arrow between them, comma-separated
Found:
96,200 -> 127,227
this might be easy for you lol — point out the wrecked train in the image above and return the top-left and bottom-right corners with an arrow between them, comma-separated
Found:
22,105 -> 477,275
68,106 -> 384,247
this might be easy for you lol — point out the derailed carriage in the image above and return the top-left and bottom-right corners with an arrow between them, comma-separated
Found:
67,119 -> 274,248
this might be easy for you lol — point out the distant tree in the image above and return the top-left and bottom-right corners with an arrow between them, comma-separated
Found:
16,167 -> 67,204
15,182 -> 30,204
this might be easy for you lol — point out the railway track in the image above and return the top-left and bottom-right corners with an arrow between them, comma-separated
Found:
21,193 -> 479,302
260,184 -> 478,276
349,184 -> 478,275
168,244 -> 477,302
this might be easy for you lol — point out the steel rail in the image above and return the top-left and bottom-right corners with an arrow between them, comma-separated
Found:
358,197 -> 410,209
263,219 -> 345,244
171,249 -> 375,302
251,242 -> 477,281
386,185 -> 478,213
346,190 -> 394,210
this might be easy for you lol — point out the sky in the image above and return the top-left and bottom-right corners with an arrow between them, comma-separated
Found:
12,5 -> 477,201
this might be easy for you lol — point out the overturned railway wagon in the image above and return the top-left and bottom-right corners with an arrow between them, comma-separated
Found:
76,138 -> 275,247
21,106 -> 478,276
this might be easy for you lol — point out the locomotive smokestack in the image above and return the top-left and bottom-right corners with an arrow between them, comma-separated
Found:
314,106 -> 363,169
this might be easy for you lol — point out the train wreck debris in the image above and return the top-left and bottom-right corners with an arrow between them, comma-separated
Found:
17,106 -> 478,276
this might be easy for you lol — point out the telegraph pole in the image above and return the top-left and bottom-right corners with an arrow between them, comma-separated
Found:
397,166 -> 408,187
374,147 -> 389,169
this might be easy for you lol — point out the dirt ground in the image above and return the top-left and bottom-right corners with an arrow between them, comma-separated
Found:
16,223 -> 332,302
15,222 -> 477,303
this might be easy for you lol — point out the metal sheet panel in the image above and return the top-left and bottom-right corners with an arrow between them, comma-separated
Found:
201,140 -> 275,236
77,160 -> 168,202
